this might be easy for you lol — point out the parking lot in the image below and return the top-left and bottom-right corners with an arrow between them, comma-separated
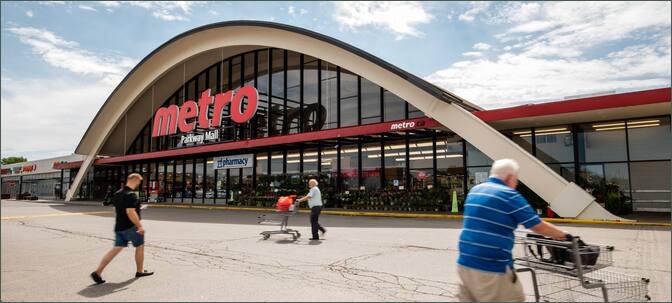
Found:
1,200 -> 670,301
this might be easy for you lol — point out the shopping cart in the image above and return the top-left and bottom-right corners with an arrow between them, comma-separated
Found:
257,195 -> 301,241
514,232 -> 650,302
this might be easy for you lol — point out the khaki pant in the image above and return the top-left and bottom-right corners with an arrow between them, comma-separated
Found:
457,265 -> 525,302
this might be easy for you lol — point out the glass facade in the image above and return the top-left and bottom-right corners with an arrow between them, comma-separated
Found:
53,48 -> 669,214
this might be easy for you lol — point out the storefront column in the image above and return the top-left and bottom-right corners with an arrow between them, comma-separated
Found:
432,131 -> 438,187
60,169 -> 64,199
461,140 -> 468,196
18,175 -> 23,197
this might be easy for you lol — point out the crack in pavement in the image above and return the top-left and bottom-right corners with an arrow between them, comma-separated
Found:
8,220 -> 459,301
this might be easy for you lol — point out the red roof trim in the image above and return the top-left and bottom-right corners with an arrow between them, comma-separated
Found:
94,117 -> 440,165
56,88 -> 669,170
474,88 -> 670,122
53,161 -> 84,169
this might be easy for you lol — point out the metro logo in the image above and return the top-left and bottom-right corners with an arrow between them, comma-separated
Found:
152,86 -> 259,137
389,120 -> 425,131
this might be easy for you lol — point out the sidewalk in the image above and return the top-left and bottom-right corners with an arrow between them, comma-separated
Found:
8,199 -> 669,226
42,199 -> 671,227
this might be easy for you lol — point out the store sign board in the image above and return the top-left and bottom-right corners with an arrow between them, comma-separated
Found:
180,129 -> 219,145
213,154 -> 254,170
152,86 -> 259,138
389,120 -> 426,131
2,165 -> 37,175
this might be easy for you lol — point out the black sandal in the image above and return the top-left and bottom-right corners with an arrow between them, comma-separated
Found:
135,270 -> 154,278
90,272 -> 105,284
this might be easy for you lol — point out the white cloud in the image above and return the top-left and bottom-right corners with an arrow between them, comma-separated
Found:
458,1 -> 490,22
501,2 -> 672,56
1,77 -> 116,159
332,1 -> 434,40
2,26 -> 139,158
7,26 -> 135,84
38,1 -> 66,5
462,51 -> 482,57
508,20 -> 554,33
78,4 -> 97,12
287,5 -> 307,17
127,1 -> 200,21
459,2 -> 540,24
40,1 -> 200,21
427,1 -> 671,107
426,36 -> 671,107
473,42 -> 491,50
98,1 -> 120,7
25,10 -> 34,18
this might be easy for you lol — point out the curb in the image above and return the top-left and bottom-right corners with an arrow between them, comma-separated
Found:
145,204 -> 672,227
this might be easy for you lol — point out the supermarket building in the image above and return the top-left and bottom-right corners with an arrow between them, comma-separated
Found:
2,22 -> 670,219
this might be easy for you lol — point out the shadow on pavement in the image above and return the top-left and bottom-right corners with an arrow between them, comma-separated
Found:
77,278 -> 137,298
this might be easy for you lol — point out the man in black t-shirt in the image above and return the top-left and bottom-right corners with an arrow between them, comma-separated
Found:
90,173 -> 154,284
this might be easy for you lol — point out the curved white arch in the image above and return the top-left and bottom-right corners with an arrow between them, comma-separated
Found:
67,22 -> 621,220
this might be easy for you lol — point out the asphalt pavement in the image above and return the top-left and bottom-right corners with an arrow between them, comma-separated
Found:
1,200 -> 670,301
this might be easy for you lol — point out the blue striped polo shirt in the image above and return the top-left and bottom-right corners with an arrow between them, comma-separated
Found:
458,177 -> 541,273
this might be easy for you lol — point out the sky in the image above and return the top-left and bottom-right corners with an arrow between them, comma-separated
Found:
1,1 -> 670,160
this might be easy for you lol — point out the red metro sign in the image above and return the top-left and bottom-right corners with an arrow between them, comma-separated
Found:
152,86 -> 258,137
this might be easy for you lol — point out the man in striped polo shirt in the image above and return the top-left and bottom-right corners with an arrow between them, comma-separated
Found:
457,159 -> 568,302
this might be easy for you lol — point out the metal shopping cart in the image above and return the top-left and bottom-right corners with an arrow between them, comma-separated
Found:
514,232 -> 651,302
257,195 -> 301,241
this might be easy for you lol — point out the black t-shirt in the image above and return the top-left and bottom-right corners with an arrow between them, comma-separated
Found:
113,186 -> 141,231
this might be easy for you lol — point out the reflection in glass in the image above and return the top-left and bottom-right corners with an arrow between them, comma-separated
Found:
409,139 -> 433,190
630,161 -> 671,212
436,136 -> 464,197
577,121 -> 627,162
302,148 -> 319,175
303,56 -> 319,132
466,142 -> 493,167
255,49 -> 270,138
184,159 -> 194,202
256,153 -> 269,195
534,126 -> 573,163
229,168 -> 241,203
361,78 -> 381,124
627,117 -> 671,161
320,144 -> 338,207
321,62 -> 338,129
271,49 -> 286,135
173,160 -> 183,203
384,140 -> 406,188
361,142 -> 381,190
383,89 -> 405,121
508,129 -> 533,154
286,51 -> 301,134
205,158 -> 215,203
340,144 -> 359,190
340,69 -> 358,127
194,158 -> 204,200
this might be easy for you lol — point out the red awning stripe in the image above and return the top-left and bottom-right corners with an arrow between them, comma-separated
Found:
474,87 -> 670,122
95,117 -> 440,164
57,88 -> 669,168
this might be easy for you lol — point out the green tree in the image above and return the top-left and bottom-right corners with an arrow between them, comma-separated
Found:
1,156 -> 27,165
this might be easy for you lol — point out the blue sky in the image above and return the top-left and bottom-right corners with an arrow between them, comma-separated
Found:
1,1 -> 670,160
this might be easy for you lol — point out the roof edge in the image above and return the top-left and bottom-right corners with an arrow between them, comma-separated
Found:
75,21 -> 478,154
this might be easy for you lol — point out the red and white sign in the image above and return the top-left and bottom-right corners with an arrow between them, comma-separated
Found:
152,86 -> 259,137
389,120 -> 426,131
